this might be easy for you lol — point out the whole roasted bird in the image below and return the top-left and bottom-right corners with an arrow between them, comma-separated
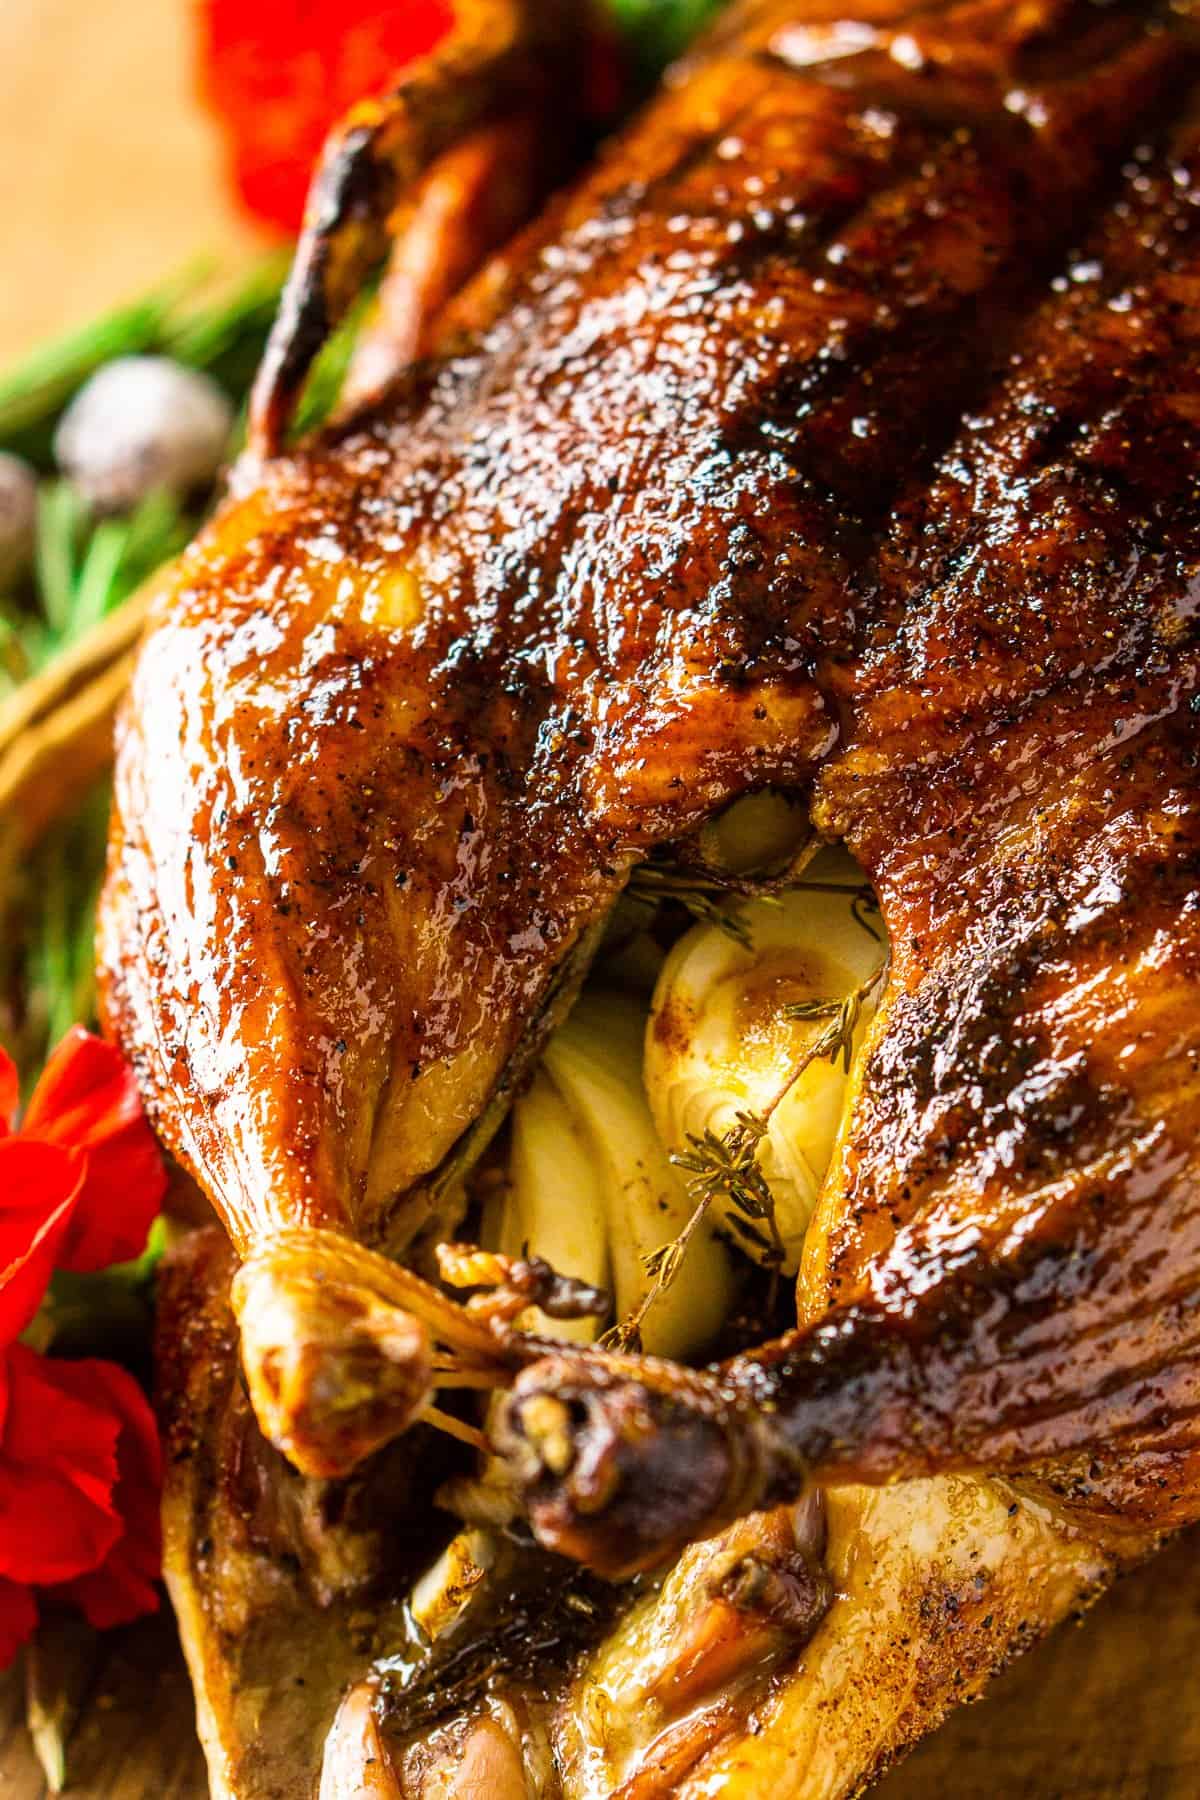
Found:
99,0 -> 1200,1789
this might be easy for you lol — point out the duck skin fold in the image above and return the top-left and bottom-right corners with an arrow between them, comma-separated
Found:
102,0 -> 1200,1592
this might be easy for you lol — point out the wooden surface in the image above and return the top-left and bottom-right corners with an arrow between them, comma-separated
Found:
1,1532 -> 1198,1798
0,1618 -> 205,1799
880,1531 -> 1200,1800
0,0 -> 265,362
2,2 -> 1199,1795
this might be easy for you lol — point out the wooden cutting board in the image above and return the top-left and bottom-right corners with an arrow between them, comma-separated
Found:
3,4 -> 1198,1795
2,1530 -> 1199,1797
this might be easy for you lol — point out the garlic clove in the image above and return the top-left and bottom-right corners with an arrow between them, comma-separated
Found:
645,849 -> 886,1272
501,1068 -> 610,1344
541,991 -> 735,1358
699,788 -> 812,878
53,356 -> 234,512
409,1526 -> 502,1645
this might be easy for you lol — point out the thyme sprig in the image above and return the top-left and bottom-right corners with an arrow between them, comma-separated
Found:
673,1110 -> 783,1265
608,957 -> 889,1348
782,973 -> 878,1078
605,1106 -> 783,1353
622,838 -> 884,957
625,862 -> 755,949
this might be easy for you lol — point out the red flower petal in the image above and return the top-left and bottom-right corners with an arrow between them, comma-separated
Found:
0,1345 -> 122,1587
0,1047 -> 16,1136
197,0 -> 453,232
0,1575 -> 36,1671
24,1027 -> 143,1144
0,1139 -> 85,1343
22,1028 -> 165,1273
51,1360 -> 162,1631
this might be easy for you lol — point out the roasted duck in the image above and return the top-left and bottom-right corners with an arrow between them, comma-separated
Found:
99,0 -> 1200,1790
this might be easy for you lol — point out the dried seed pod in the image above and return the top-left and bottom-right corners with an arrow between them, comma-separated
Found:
53,356 -> 234,512
0,452 -> 37,586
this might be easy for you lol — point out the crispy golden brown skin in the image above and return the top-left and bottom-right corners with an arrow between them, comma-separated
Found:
158,1230 -> 1131,1799
104,0 -> 1200,1560
501,3 -> 1200,1568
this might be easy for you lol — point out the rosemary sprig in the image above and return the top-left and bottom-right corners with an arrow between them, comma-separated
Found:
850,886 -> 883,944
3,484 -> 187,696
165,258 -> 291,402
0,259 -> 297,1074
0,283 -> 192,466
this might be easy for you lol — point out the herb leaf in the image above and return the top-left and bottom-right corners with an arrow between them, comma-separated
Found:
625,863 -> 754,950
606,0 -> 729,81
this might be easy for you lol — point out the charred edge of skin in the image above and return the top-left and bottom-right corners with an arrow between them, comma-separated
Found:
492,1351 -> 808,1579
249,2 -> 585,455
250,121 -> 384,456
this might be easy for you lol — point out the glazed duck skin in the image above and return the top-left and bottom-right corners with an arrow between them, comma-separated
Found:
101,0 -> 1200,1488
503,60 -> 1200,1570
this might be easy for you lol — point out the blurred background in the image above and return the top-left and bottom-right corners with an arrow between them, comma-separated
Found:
0,0 -> 266,361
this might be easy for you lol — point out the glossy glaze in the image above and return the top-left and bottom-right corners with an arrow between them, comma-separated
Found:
104,0 -> 1200,1554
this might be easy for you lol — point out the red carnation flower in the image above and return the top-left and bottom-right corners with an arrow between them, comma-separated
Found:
0,1139 -> 83,1343
0,1345 -> 126,1587
0,1030 -> 167,1669
0,1028 -> 165,1342
197,1 -> 630,238
0,1347 -> 163,1658
47,1357 -> 163,1631
197,0 -> 454,233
